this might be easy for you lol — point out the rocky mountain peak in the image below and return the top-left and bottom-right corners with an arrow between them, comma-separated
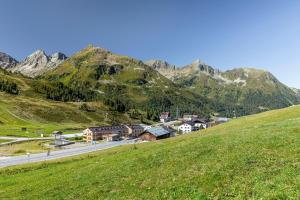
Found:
50,52 -> 67,62
11,50 -> 67,77
144,59 -> 176,70
0,52 -> 19,69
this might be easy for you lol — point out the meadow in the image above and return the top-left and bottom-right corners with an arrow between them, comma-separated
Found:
1,105 -> 300,199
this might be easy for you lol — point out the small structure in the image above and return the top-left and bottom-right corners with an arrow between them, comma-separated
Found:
139,126 -> 175,141
52,131 -> 74,147
178,121 -> 197,133
52,131 -> 63,139
193,119 -> 209,129
160,112 -> 171,123
103,133 -> 120,141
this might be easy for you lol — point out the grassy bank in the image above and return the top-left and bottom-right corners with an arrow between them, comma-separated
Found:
1,105 -> 300,199
0,140 -> 52,156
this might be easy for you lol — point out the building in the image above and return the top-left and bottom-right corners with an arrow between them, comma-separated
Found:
178,121 -> 197,133
183,114 -> 198,121
129,124 -> 145,138
193,119 -> 209,129
83,125 -> 129,142
139,126 -> 175,141
160,112 -> 171,123
138,124 -> 152,131
103,133 -> 120,141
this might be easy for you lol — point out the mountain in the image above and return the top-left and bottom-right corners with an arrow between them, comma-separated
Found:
11,50 -> 67,77
3,104 -> 300,199
42,45 -> 212,119
146,59 -> 300,116
0,52 -> 18,69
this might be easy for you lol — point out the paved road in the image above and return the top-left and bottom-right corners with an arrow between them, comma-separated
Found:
0,139 -> 136,168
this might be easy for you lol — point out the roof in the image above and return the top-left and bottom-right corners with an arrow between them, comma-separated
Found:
182,121 -> 195,126
215,117 -> 229,122
130,124 -> 144,129
52,131 -> 63,135
88,125 -> 128,132
144,127 -> 171,137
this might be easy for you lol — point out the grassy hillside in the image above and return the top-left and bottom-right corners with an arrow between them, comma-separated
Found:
147,60 -> 300,117
44,45 -> 212,119
0,66 -> 150,137
1,105 -> 300,199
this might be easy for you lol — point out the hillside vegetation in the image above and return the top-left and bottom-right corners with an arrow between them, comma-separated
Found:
0,69 -> 135,137
146,60 -> 300,117
1,105 -> 300,199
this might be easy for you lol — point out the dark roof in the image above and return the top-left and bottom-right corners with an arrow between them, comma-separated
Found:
144,127 -> 172,137
192,118 -> 208,123
182,121 -> 195,126
130,124 -> 144,129
88,125 -> 128,132
52,131 -> 63,135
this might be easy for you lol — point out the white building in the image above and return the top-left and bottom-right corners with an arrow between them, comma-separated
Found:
178,122 -> 196,133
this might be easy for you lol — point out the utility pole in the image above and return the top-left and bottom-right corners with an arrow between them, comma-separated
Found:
176,106 -> 179,119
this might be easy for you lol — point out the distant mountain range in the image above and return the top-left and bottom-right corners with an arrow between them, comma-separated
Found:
0,46 -> 299,120
1,50 -> 67,77
145,59 -> 300,115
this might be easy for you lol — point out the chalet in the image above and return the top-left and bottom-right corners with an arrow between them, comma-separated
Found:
139,126 -> 175,141
183,114 -> 198,121
160,112 -> 171,123
129,124 -> 145,138
178,121 -> 198,133
83,125 -> 129,142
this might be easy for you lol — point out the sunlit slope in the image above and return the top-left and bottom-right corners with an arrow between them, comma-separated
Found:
1,105 -> 300,199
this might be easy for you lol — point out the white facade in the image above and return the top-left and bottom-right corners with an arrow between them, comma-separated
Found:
178,123 -> 193,133
195,123 -> 207,129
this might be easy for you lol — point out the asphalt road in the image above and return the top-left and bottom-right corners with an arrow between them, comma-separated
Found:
0,139 -> 136,168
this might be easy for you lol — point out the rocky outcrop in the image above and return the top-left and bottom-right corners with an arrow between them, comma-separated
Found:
0,52 -> 18,69
11,50 -> 67,77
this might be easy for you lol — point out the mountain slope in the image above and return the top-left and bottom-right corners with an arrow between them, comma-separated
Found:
146,59 -> 300,116
0,52 -> 18,69
43,45 -> 212,119
2,104 -> 300,199
11,50 -> 67,77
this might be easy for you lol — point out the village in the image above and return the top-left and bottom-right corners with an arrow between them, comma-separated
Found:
0,112 -> 229,163
81,112 -> 229,143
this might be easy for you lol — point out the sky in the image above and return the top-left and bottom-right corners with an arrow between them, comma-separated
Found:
1,0 -> 300,87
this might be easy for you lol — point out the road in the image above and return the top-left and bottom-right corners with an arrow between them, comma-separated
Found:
0,139 -> 136,168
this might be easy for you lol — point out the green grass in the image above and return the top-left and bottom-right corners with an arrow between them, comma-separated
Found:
1,105 -> 300,199
0,139 -> 11,144
0,140 -> 52,156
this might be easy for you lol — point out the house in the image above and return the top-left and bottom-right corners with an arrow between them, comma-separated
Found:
178,121 -> 197,133
183,114 -> 198,121
160,112 -> 171,123
129,124 -> 145,138
139,126 -> 175,141
83,125 -> 130,142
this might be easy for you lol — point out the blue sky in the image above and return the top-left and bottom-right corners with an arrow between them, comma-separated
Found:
1,0 -> 300,87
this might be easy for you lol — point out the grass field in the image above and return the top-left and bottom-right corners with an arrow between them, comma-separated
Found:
0,140 -> 52,156
0,139 -> 11,144
0,91 -> 133,137
1,105 -> 300,199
